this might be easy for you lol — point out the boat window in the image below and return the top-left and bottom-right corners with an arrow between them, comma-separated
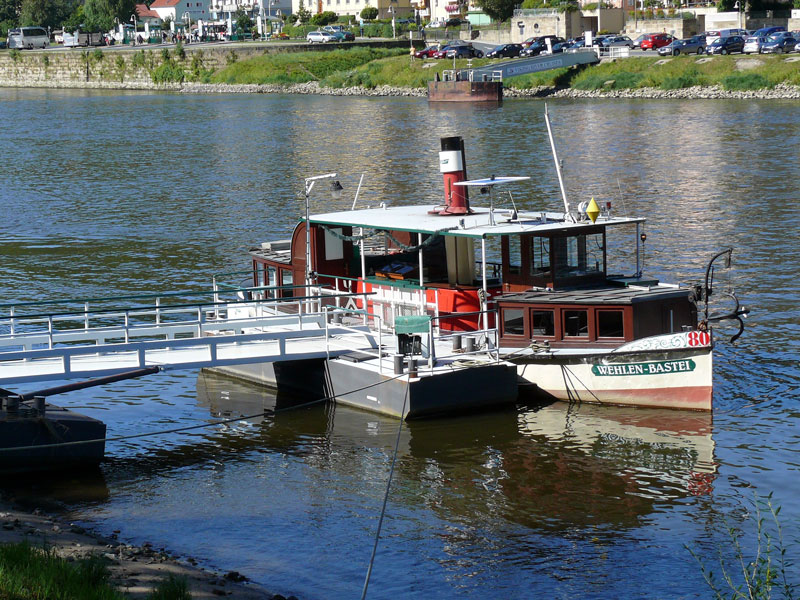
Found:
530,237 -> 551,277
502,308 -> 525,336
563,310 -> 588,337
585,232 -> 605,274
508,236 -> 521,275
553,233 -> 605,279
281,269 -> 294,297
597,310 -> 624,338
531,310 -> 555,337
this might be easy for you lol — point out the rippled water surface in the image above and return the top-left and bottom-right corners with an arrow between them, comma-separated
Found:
1,89 -> 799,599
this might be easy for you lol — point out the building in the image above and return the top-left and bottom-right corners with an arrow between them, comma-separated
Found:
149,0 -> 214,26
292,0 -> 413,21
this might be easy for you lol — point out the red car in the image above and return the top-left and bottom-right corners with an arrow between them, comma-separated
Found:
414,45 -> 440,58
640,33 -> 674,50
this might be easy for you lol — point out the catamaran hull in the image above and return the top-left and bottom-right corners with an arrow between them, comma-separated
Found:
512,347 -> 713,411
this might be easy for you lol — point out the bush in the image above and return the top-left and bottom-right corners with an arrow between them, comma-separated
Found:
360,6 -> 378,20
151,61 -> 185,83
721,72 -> 771,90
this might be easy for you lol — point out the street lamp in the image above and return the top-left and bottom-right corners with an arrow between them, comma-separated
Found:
130,14 -> 137,44
734,1 -> 742,29
183,11 -> 191,40
303,173 -> 341,307
389,6 -> 396,39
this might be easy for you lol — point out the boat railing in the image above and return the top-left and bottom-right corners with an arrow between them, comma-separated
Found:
323,305 -> 500,374
0,286 -> 378,353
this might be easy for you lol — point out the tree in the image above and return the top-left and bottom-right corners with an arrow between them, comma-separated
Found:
473,0 -> 517,21
360,5 -> 378,20
235,7 -> 252,32
83,0 -> 114,31
0,0 -> 22,26
20,0 -> 72,27
296,4 -> 310,24
310,10 -> 336,25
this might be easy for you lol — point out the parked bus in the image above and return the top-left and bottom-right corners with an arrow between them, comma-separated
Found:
7,27 -> 49,49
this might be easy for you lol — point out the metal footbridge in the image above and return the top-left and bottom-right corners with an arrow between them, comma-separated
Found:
0,286 -> 380,386
470,48 -> 600,81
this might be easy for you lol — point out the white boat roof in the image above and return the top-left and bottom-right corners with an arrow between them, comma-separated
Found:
310,204 -> 645,239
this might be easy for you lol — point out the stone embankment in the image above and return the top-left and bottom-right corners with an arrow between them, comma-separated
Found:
181,81 -> 427,96
504,82 -> 800,100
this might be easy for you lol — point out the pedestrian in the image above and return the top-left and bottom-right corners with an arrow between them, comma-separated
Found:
410,44 -> 415,62
421,26 -> 426,43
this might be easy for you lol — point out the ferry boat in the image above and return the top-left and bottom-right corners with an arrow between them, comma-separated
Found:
240,113 -> 745,412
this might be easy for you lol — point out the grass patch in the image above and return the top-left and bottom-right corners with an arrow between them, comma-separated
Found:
210,47 -> 407,85
0,542 -> 123,600
722,72 -> 772,90
0,541 -> 193,600
148,574 -> 191,600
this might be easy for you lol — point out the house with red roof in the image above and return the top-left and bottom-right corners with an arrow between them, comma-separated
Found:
148,0 -> 212,26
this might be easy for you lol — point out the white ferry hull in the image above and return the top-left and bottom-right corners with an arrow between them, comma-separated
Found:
509,333 -> 714,411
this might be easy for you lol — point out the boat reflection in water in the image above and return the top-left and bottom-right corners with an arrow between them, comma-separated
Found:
195,372 -> 716,531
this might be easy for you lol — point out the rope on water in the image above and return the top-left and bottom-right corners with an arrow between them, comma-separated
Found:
360,381 -> 409,600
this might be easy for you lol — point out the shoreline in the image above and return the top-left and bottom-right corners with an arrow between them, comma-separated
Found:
3,79 -> 800,100
0,495 -> 280,599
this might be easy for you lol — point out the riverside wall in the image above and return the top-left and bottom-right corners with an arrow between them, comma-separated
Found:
0,41 -> 410,90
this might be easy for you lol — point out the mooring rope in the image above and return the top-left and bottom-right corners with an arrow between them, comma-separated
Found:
0,372 -> 411,454
360,381 -> 409,600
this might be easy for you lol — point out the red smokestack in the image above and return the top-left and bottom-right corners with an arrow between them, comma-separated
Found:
433,136 -> 472,216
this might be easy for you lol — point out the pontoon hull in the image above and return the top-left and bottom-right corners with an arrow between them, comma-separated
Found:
513,347 -> 713,411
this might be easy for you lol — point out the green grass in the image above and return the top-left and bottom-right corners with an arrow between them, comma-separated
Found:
0,542 -> 123,600
203,48 -> 800,92
0,542 -> 192,600
209,47 -> 408,85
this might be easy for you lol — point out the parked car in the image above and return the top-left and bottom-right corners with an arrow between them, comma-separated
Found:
414,44 -> 440,58
705,28 -> 747,46
521,36 -> 537,48
658,35 -> 705,55
322,25 -> 355,41
445,17 -> 466,27
752,26 -> 785,38
306,30 -> 336,43
640,33 -> 673,50
486,43 -> 522,58
541,41 -> 570,55
743,35 -> 765,54
521,36 -> 563,56
760,31 -> 797,53
632,33 -> 648,48
447,44 -> 483,58
706,35 -> 745,54
600,35 -> 633,48
434,44 -> 460,58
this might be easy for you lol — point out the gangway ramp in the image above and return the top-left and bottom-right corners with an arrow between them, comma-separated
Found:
0,290 -> 378,386
471,49 -> 600,81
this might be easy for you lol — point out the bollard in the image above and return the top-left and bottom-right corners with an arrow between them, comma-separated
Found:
465,336 -> 475,354
452,334 -> 462,351
407,357 -> 418,378
6,396 -> 19,417
393,354 -> 404,375
34,396 -> 46,417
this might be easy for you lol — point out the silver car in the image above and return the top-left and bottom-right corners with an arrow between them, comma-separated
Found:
743,36 -> 764,54
658,35 -> 706,56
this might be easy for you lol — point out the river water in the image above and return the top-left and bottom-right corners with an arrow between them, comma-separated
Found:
1,88 -> 798,599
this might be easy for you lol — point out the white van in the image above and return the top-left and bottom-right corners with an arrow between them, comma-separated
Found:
7,27 -> 49,49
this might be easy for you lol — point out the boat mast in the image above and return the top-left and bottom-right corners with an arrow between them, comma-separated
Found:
544,104 -> 574,223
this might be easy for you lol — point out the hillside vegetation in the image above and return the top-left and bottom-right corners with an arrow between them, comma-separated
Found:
209,49 -> 800,91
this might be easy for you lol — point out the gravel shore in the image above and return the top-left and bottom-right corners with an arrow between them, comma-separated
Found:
179,80 -> 800,100
0,497 -> 281,599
